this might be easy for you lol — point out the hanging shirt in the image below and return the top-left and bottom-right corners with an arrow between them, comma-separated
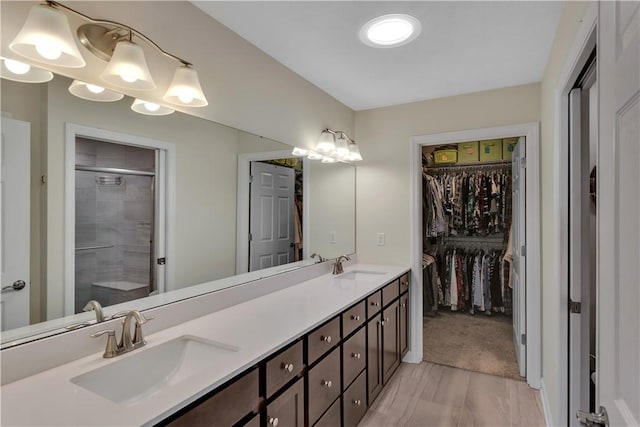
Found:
450,251 -> 458,311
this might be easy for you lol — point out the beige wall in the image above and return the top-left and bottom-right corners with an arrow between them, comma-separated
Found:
354,83 -> 540,265
539,2 -> 591,425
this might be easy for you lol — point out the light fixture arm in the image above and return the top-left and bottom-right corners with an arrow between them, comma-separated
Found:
46,0 -> 192,67
324,128 -> 355,144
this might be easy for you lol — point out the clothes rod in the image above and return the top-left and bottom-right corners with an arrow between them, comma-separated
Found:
75,245 -> 114,251
75,166 -> 156,176
426,161 -> 512,172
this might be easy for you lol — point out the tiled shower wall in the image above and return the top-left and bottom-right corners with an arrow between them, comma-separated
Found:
74,138 -> 155,313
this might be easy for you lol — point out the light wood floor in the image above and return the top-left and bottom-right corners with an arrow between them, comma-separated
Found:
358,362 -> 545,427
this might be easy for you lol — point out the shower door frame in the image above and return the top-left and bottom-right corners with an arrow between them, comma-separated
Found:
63,123 -> 176,316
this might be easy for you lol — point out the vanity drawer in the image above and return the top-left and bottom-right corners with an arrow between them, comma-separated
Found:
342,327 -> 366,390
308,347 -> 341,425
313,396 -> 341,427
308,316 -> 340,365
382,279 -> 399,307
343,370 -> 367,427
244,414 -> 260,427
367,291 -> 382,319
265,339 -> 303,398
265,377 -> 304,427
342,301 -> 365,337
167,367 -> 259,427
400,273 -> 410,294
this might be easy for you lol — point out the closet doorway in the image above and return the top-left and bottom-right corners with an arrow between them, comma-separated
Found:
410,123 -> 541,389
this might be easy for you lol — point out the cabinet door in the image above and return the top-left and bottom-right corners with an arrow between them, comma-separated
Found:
400,293 -> 409,357
367,316 -> 382,404
382,300 -> 400,384
265,377 -> 304,427
343,370 -> 367,427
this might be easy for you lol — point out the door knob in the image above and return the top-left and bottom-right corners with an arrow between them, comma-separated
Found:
2,280 -> 26,293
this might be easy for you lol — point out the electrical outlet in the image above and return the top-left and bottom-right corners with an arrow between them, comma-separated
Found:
329,230 -> 337,244
377,232 -> 385,246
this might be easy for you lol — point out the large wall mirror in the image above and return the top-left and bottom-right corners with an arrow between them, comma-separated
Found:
0,73 -> 356,347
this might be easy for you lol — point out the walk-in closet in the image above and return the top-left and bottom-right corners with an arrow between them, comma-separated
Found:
421,137 -> 525,380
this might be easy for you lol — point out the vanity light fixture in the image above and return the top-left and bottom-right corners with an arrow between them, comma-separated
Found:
346,141 -> 363,162
359,14 -> 421,48
68,80 -> 124,102
9,1 -> 208,108
131,99 -> 175,116
309,129 -> 363,162
0,57 -> 53,83
307,151 -> 323,160
9,3 -> 86,68
334,133 -> 350,159
315,129 -> 336,153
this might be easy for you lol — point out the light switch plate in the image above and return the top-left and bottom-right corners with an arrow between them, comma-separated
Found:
377,232 -> 385,246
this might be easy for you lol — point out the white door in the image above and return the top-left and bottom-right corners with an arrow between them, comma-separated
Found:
594,1 -> 640,426
511,137 -> 526,378
249,162 -> 295,271
0,117 -> 30,330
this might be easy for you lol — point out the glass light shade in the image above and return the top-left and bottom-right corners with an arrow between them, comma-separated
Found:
321,156 -> 337,164
347,143 -> 363,161
163,66 -> 208,107
68,80 -> 124,102
9,4 -> 85,68
101,41 -> 156,90
1,58 -> 53,83
307,151 -> 322,160
292,147 -> 308,156
315,130 -> 335,153
334,134 -> 350,158
131,99 -> 175,116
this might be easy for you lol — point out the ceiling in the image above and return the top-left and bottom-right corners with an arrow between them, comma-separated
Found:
193,1 -> 563,111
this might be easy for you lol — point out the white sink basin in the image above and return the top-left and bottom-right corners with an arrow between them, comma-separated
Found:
71,335 -> 239,405
338,270 -> 386,281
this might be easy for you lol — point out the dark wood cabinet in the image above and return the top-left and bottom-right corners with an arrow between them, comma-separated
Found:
400,293 -> 409,357
342,327 -> 366,390
266,340 -> 304,398
244,415 -> 260,427
366,291 -> 382,319
382,300 -> 400,384
312,397 -> 341,427
308,347 -> 341,425
366,316 -> 383,405
343,371 -> 367,427
382,279 -> 399,307
308,316 -> 340,365
342,301 -> 366,338
265,378 -> 304,427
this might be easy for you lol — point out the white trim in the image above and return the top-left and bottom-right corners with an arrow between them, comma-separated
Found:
409,122 -> 542,389
236,151 -> 309,274
552,4 -> 598,425
63,123 -> 176,315
541,378 -> 554,427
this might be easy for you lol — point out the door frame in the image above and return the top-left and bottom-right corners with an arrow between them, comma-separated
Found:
409,122 -> 541,390
236,151 -> 309,274
551,4 -> 597,426
63,123 -> 176,316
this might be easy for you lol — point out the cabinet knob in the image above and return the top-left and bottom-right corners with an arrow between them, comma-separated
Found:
281,363 -> 294,372
351,315 -> 360,321
381,321 -> 386,326
351,352 -> 361,359
401,303 -> 407,308
353,399 -> 362,406
384,317 -> 390,322
322,380 -> 333,388
268,417 -> 279,426
321,335 -> 332,343
371,301 -> 380,307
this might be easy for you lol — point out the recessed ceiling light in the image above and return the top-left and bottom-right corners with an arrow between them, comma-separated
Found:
359,14 -> 421,48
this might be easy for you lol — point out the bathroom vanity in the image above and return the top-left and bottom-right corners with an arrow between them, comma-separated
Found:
0,264 -> 411,427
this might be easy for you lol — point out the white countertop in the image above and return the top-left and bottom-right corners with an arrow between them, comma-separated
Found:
0,264 -> 409,427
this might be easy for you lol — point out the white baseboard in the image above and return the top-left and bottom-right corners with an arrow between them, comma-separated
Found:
540,378 -> 554,427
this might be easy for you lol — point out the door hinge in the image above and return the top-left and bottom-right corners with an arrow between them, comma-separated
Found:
521,157 -> 527,169
577,406 -> 609,426
249,174 -> 253,183
569,299 -> 582,314
249,233 -> 252,242
521,244 -> 526,257
521,333 -> 526,345
157,257 -> 166,265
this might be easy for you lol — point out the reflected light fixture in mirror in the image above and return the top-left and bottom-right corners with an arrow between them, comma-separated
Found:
291,147 -> 308,156
9,3 -> 86,68
163,65 -> 208,107
101,39 -> 156,90
0,57 -> 53,83
131,98 -> 175,115
68,80 -> 124,102
307,151 -> 322,160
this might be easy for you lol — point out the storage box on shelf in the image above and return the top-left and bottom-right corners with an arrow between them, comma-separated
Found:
479,139 -> 503,162
457,141 -> 480,163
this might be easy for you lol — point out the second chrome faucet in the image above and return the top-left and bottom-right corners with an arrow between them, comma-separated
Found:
91,310 -> 151,358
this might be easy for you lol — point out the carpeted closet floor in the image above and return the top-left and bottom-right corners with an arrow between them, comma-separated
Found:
423,311 -> 522,381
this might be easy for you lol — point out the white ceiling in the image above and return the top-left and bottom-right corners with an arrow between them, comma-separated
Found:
193,1 -> 563,111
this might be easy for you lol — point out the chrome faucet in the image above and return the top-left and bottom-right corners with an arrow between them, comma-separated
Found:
83,300 -> 105,323
311,253 -> 326,263
332,255 -> 351,275
91,310 -> 151,358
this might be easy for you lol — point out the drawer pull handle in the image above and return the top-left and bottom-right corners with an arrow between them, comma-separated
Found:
322,380 -> 333,388
281,363 -> 294,372
353,399 -> 362,406
351,315 -> 360,321
351,352 -> 361,359
268,417 -> 279,426
371,301 -> 380,307
321,335 -> 332,343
